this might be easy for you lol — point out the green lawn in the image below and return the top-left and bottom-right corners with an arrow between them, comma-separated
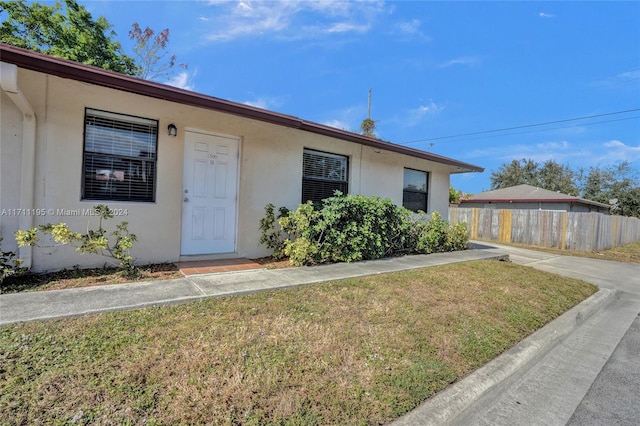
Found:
0,261 -> 596,425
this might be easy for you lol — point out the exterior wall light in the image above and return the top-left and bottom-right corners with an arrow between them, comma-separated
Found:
168,123 -> 177,137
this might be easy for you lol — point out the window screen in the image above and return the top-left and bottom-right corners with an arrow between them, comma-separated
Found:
302,149 -> 348,203
82,108 -> 158,202
403,168 -> 429,212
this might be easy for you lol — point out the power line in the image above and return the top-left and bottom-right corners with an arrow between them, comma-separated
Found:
400,108 -> 640,146
428,115 -> 640,144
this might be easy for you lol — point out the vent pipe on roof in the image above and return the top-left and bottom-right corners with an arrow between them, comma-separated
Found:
1,62 -> 36,269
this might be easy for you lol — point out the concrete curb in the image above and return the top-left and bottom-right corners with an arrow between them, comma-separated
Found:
391,287 -> 618,425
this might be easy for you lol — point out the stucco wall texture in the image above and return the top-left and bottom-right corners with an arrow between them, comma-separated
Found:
2,68 -> 456,272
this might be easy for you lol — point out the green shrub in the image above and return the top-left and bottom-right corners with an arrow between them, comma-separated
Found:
260,194 -> 469,266
278,194 -> 414,266
0,237 -> 25,284
15,204 -> 139,276
258,203 -> 290,260
445,222 -> 470,252
414,212 -> 448,254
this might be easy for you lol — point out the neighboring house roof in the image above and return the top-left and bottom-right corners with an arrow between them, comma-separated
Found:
461,184 -> 611,209
0,43 -> 483,173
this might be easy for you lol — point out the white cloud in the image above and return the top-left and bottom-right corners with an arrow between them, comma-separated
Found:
506,140 -> 587,163
539,12 -> 556,18
602,140 -> 640,162
243,95 -> 285,110
406,101 -> 443,125
323,119 -> 350,131
203,0 -> 388,41
326,22 -> 370,34
386,101 -> 443,128
243,99 -> 269,109
466,139 -> 592,164
391,18 -> 430,42
436,56 -> 481,69
592,69 -> 640,88
317,105 -> 362,133
166,70 -> 197,91
536,140 -> 570,151
397,19 -> 421,35
615,70 -> 640,81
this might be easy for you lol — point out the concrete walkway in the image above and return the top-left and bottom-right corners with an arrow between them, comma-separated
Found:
0,246 -> 507,326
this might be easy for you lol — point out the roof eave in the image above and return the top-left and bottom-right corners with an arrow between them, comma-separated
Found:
462,198 -> 611,208
0,43 -> 484,173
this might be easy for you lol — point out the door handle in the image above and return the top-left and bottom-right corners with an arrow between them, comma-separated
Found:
183,198 -> 189,203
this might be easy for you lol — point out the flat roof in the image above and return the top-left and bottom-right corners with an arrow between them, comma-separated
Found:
0,43 -> 484,173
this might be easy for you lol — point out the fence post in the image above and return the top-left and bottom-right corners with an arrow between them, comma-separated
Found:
561,211 -> 568,250
471,208 -> 479,239
498,209 -> 512,243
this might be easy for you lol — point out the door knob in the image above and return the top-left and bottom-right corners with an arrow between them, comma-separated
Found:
183,198 -> 189,202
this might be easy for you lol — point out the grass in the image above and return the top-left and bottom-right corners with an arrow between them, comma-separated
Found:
481,240 -> 640,264
0,261 -> 597,425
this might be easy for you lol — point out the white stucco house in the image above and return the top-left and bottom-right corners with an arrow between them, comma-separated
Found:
0,44 -> 483,272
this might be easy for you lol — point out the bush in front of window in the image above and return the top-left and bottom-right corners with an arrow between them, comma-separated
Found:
260,193 -> 469,266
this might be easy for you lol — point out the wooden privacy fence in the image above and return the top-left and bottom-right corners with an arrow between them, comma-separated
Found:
449,207 -> 640,251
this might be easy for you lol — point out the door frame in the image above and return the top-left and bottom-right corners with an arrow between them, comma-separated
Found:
180,128 -> 241,255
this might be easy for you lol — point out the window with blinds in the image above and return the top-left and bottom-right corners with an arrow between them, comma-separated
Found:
82,108 -> 158,202
302,149 -> 348,203
402,168 -> 429,212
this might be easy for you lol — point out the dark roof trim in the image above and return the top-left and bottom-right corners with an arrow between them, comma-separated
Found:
0,43 -> 483,173
461,198 -> 611,208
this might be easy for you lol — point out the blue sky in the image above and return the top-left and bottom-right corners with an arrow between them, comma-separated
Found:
82,0 -> 639,194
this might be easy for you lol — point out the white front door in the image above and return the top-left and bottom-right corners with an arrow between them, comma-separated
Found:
181,130 -> 239,255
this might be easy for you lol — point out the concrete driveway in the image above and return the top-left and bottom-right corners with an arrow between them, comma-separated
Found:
397,241 -> 640,426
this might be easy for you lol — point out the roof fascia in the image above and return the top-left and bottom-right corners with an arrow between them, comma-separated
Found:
0,44 -> 484,173
462,198 -> 610,208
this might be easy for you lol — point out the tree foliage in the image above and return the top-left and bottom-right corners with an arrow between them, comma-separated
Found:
580,162 -> 640,217
449,185 -> 470,204
129,23 -> 185,82
490,159 -> 640,217
490,159 -> 578,195
360,118 -> 377,138
0,0 -> 137,75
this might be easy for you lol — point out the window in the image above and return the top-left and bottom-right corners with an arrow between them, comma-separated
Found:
302,148 -> 348,203
403,168 -> 429,212
82,108 -> 158,202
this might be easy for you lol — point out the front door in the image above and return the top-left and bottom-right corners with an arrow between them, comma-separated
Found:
181,130 -> 239,255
